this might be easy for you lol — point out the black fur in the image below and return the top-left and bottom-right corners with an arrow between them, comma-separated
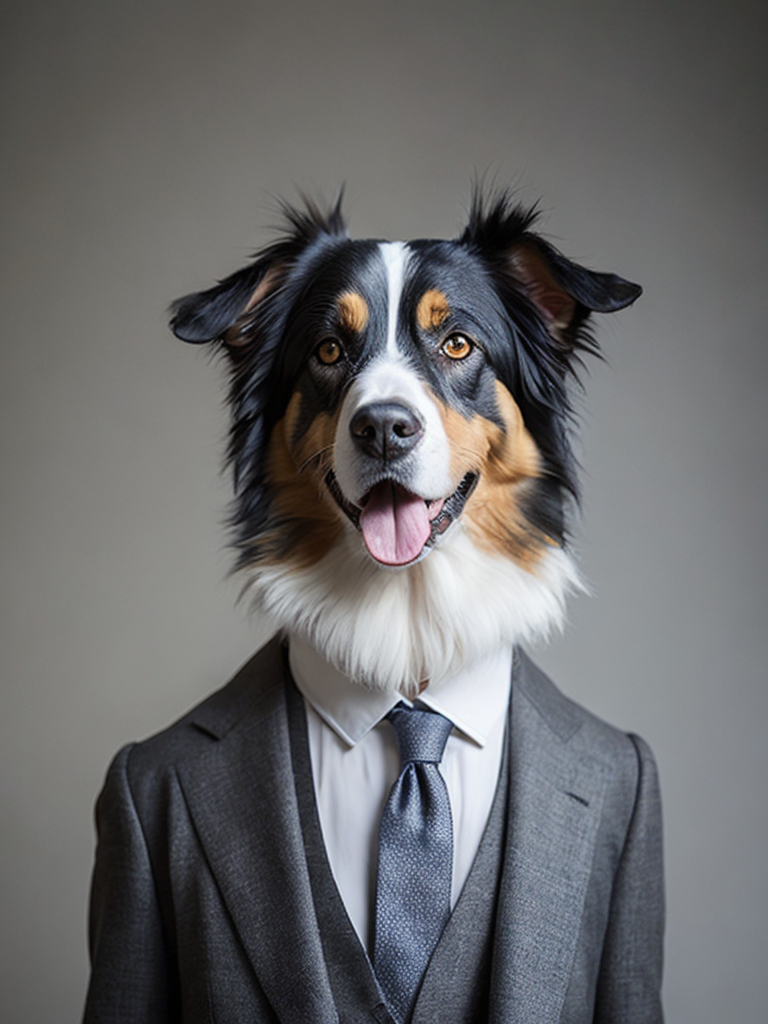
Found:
170,189 -> 641,564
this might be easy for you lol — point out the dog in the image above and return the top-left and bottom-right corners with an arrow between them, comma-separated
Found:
83,189 -> 664,1024
170,190 -> 640,697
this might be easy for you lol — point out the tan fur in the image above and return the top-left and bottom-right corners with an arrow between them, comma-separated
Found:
264,381 -> 549,571
263,394 -> 343,567
337,292 -> 369,333
437,381 -> 548,568
223,267 -> 284,346
416,289 -> 451,331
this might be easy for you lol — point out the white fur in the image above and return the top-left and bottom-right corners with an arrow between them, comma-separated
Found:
240,524 -> 582,697
333,355 -> 453,504
379,242 -> 408,358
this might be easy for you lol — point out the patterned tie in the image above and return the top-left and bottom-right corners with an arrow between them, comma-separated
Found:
373,704 -> 454,1024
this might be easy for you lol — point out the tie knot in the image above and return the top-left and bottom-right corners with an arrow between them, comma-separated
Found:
387,705 -> 453,765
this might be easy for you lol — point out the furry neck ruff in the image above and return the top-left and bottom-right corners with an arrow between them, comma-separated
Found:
170,189 -> 640,697
240,524 -> 581,698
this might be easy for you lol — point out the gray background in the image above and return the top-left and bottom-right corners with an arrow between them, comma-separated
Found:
1,0 -> 766,1020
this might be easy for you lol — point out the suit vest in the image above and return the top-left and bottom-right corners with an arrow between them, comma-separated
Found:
286,676 -> 510,1024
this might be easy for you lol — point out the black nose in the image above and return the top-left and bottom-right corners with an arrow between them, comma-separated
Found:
349,401 -> 425,461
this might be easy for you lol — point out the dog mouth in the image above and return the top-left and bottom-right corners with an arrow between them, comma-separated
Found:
325,470 -> 478,566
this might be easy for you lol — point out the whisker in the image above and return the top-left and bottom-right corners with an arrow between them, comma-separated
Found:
298,443 -> 335,474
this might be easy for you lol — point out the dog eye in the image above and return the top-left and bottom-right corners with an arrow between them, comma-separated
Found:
441,334 -> 474,360
316,338 -> 343,365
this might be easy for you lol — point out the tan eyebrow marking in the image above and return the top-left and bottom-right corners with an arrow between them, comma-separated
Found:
337,292 -> 369,333
416,289 -> 451,331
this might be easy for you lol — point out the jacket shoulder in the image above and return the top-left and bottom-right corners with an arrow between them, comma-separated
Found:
119,637 -> 287,782
513,647 -> 656,777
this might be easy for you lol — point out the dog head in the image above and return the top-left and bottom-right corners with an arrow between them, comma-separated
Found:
170,191 -> 640,693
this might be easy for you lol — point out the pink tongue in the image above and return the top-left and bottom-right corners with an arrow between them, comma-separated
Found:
359,481 -> 431,565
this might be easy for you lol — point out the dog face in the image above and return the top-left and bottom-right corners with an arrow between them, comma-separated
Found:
171,193 -> 640,691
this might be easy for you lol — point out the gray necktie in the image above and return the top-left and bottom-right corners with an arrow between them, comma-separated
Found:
373,704 -> 454,1024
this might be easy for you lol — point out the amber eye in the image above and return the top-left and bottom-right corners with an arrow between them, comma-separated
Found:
441,333 -> 474,360
316,339 -> 343,365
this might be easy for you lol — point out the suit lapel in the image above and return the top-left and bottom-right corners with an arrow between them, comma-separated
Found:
490,654 -> 608,1024
175,642 -> 339,1024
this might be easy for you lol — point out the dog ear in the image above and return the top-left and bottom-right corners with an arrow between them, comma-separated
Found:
170,192 -> 348,348
169,260 -> 284,347
507,236 -> 642,342
460,191 -> 641,344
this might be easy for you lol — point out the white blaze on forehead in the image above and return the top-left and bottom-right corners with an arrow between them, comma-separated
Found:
334,355 -> 453,503
379,241 -> 409,357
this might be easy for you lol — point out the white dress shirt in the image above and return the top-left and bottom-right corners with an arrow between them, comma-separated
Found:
288,634 -> 512,953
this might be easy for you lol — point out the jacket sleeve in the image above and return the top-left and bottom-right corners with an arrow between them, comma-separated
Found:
83,745 -> 179,1024
593,733 -> 665,1024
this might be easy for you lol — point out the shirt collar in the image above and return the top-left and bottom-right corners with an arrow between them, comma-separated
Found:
288,633 -> 512,749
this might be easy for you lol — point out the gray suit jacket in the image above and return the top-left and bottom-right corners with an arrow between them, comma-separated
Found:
83,641 -> 664,1023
